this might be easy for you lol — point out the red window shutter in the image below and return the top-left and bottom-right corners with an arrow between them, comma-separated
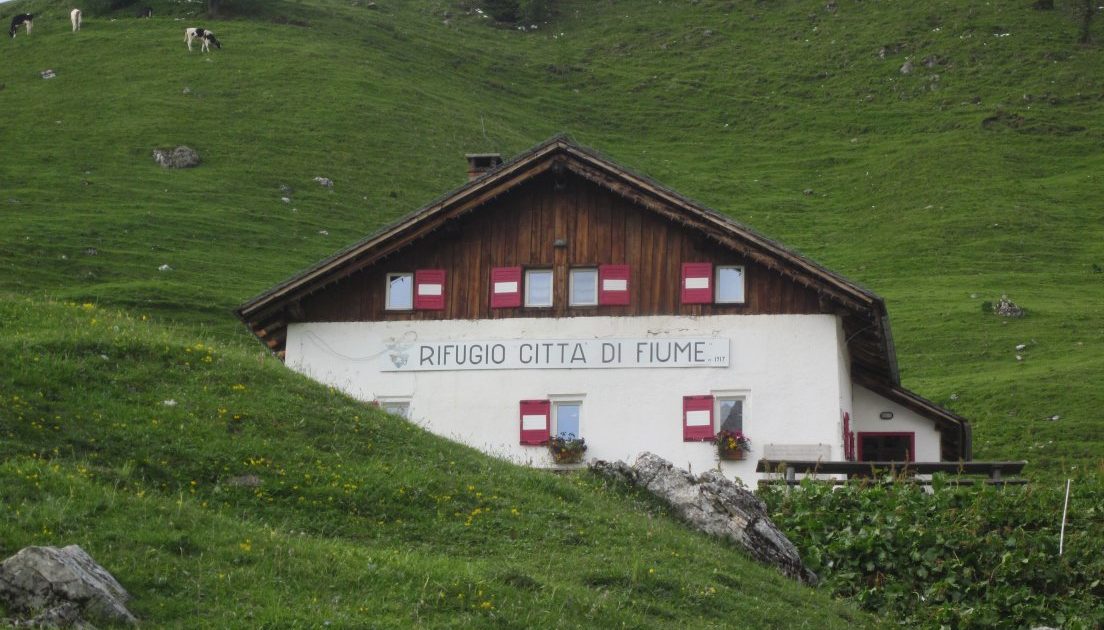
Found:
683,395 -> 715,441
681,263 -> 713,304
519,399 -> 550,445
490,266 -> 522,308
413,269 -> 446,310
598,264 -> 630,306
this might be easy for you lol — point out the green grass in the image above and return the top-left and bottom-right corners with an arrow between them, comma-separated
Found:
0,297 -> 871,627
0,0 -> 1102,625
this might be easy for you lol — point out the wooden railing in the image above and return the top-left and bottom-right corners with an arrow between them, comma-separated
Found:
755,459 -> 1028,486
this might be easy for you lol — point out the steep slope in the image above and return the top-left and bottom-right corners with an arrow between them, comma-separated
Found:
0,297 -> 871,627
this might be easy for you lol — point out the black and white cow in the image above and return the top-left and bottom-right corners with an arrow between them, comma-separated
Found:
9,14 -> 33,38
185,27 -> 221,52
136,7 -> 153,18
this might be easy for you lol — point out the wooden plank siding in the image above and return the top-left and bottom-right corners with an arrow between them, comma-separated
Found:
299,172 -> 822,323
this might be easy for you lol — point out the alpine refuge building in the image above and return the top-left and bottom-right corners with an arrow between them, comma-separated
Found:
238,136 -> 971,483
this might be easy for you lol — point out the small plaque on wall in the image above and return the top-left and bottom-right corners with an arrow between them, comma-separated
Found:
763,444 -> 832,461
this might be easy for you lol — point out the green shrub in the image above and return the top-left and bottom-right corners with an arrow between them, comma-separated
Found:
759,478 -> 1104,628
84,0 -> 139,16
481,0 -> 519,22
479,0 -> 555,24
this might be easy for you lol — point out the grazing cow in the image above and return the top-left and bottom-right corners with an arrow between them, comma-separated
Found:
71,9 -> 82,32
185,27 -> 221,52
136,7 -> 153,18
9,14 -> 33,38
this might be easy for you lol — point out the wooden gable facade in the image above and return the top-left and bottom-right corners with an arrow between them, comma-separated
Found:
238,136 -> 971,460
299,170 -> 822,323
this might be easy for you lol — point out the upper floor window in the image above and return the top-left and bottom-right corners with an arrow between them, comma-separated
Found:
525,269 -> 553,307
385,273 -> 413,310
569,268 -> 598,306
715,266 -> 745,304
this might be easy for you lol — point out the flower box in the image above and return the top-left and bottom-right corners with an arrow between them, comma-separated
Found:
549,434 -> 587,465
714,430 -> 751,462
718,445 -> 746,461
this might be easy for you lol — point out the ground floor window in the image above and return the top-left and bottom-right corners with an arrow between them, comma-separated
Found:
857,432 -> 914,462
716,397 -> 744,433
378,398 -> 411,419
553,401 -> 581,438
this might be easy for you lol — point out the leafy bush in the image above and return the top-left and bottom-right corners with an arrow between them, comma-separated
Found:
759,477 -> 1104,628
84,0 -> 139,17
479,0 -> 555,24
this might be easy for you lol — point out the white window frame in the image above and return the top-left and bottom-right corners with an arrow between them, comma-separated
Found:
549,394 -> 585,439
714,265 -> 746,304
568,268 -> 598,306
525,269 -> 554,308
385,272 -> 414,311
712,390 -> 750,433
376,396 -> 412,419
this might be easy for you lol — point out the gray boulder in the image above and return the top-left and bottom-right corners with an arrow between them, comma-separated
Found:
152,146 -> 200,169
591,452 -> 817,585
0,545 -> 137,627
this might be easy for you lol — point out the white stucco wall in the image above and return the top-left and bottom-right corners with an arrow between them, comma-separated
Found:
286,314 -> 857,483
851,385 -> 941,461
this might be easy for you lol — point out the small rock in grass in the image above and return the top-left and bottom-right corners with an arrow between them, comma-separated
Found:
0,545 -> 137,627
227,475 -> 262,488
1015,343 -> 1026,351
152,146 -> 200,169
281,197 -> 291,204
158,264 -> 172,272
995,295 -> 1025,318
900,60 -> 913,74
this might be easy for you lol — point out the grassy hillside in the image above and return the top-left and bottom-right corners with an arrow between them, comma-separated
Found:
1,298 -> 871,626
0,0 -> 1102,625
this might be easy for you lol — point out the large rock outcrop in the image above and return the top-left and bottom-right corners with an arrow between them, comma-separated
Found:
591,452 -> 817,585
0,545 -> 137,627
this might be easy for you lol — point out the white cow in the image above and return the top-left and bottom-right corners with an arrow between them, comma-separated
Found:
71,9 -> 82,32
184,27 -> 221,53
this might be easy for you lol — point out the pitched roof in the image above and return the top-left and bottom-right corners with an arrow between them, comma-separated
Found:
236,135 -> 968,458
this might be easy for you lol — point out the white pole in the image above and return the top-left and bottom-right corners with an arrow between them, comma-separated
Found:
1059,479 -> 1071,556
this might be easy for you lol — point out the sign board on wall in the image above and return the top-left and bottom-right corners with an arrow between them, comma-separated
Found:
762,444 -> 833,461
382,337 -> 729,372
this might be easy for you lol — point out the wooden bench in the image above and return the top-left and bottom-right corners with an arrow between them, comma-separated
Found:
755,459 -> 1028,487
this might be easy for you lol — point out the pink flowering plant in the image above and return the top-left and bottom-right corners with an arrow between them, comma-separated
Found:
714,430 -> 751,460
